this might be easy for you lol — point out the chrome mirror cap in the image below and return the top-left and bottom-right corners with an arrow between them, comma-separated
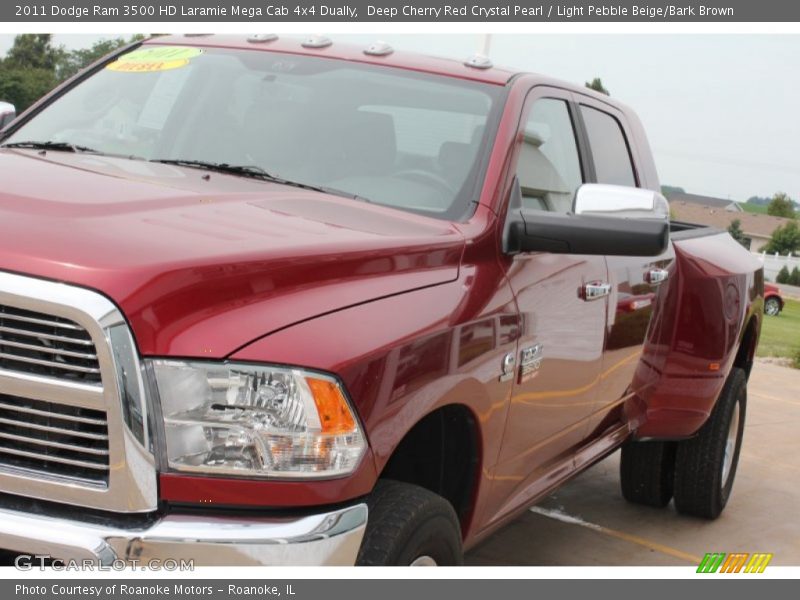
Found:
573,184 -> 670,221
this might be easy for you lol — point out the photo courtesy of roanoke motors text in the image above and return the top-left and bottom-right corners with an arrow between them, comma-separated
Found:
0,0 -> 798,593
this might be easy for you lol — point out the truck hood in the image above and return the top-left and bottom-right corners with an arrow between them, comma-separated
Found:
0,150 -> 464,357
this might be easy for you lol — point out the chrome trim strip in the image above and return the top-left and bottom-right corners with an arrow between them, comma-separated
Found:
0,370 -> 103,407
0,270 -> 158,513
0,311 -> 83,330
0,446 -> 107,470
0,351 -> 100,374
0,430 -> 110,455
0,338 -> 98,360
0,503 -> 368,566
0,400 -> 107,425
0,416 -> 108,440
0,325 -> 95,345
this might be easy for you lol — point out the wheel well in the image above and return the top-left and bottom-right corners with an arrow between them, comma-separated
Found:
379,404 -> 479,530
734,316 -> 759,378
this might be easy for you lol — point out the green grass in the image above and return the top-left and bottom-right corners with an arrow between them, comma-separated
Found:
741,203 -> 770,215
757,298 -> 800,363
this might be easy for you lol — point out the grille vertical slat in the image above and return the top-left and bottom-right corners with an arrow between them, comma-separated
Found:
0,304 -> 102,384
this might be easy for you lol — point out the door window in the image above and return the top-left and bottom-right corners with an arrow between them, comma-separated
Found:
516,98 -> 583,213
580,105 -> 637,187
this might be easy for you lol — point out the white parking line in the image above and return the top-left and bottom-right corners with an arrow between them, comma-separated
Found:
529,506 -> 702,564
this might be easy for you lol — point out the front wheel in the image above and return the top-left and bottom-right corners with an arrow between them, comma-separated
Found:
673,368 -> 747,519
356,480 -> 463,566
765,297 -> 781,316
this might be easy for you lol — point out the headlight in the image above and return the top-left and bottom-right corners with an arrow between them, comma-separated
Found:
149,360 -> 366,478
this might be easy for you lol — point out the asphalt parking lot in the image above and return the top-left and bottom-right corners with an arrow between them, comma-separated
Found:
466,360 -> 800,566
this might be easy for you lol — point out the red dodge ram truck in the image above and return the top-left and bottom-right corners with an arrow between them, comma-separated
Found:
0,36 -> 763,566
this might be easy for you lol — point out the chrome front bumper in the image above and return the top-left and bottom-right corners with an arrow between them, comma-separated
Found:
0,503 -> 367,566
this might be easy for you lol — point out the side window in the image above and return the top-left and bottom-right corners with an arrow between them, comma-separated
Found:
516,98 -> 583,213
580,105 -> 637,187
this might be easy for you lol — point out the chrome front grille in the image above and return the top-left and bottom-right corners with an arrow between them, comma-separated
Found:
0,393 -> 109,486
0,304 -> 101,384
0,270 -> 157,513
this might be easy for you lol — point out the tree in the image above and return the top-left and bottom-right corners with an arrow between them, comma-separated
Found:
661,185 -> 685,197
767,192 -> 796,218
776,265 -> 791,284
0,68 -> 58,116
727,219 -> 749,248
790,267 -> 800,287
56,35 -> 145,81
0,34 -> 146,113
764,220 -> 800,255
2,34 -> 64,71
585,77 -> 609,96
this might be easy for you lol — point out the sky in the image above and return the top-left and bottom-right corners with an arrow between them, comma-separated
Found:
1,33 -> 798,202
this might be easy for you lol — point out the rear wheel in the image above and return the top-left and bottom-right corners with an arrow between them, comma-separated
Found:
356,479 -> 463,566
620,440 -> 676,507
765,297 -> 781,316
673,368 -> 747,519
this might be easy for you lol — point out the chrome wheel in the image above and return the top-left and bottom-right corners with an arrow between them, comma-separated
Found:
765,298 -> 780,316
721,401 -> 741,486
410,556 -> 437,566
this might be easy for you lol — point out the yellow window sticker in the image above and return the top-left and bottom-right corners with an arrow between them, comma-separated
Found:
107,46 -> 203,73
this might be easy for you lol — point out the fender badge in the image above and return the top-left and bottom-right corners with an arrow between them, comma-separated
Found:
519,343 -> 544,382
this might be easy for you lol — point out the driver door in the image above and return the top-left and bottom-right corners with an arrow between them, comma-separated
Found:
485,88 -> 608,525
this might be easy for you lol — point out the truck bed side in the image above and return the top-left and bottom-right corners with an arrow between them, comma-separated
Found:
631,229 -> 763,439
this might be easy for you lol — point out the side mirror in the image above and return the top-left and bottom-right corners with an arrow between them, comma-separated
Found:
504,180 -> 670,257
573,184 -> 670,221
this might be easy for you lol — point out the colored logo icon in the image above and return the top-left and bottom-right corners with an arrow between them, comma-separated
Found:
697,552 -> 773,573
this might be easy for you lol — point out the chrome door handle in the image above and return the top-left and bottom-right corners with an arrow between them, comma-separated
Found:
646,268 -> 669,285
581,282 -> 611,301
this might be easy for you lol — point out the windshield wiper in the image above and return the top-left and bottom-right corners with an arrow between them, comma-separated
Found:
1,141 -> 99,154
150,159 -> 369,202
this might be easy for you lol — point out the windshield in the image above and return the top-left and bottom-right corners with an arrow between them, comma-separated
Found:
3,45 -> 503,220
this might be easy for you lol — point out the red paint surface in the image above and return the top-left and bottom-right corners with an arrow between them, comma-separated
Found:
0,40 -> 764,549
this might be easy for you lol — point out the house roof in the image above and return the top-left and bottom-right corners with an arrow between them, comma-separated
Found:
670,201 -> 792,237
666,192 -> 739,209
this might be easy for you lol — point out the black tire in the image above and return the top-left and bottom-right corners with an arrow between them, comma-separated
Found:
673,368 -> 747,519
356,479 -> 463,566
765,297 -> 781,316
620,440 -> 676,507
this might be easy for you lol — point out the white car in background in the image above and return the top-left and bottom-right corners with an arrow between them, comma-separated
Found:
0,102 -> 15,129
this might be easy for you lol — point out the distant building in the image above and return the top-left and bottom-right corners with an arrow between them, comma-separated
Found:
665,191 -> 742,212
670,201 -> 791,251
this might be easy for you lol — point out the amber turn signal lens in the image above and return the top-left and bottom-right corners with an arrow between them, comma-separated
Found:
306,377 -> 357,434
